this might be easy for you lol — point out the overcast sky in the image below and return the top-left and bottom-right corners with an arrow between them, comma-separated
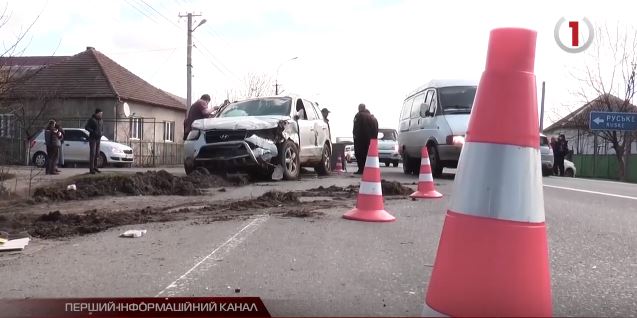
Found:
3,0 -> 637,138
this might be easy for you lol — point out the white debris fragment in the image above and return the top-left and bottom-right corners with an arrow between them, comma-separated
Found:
67,184 -> 77,191
120,230 -> 147,238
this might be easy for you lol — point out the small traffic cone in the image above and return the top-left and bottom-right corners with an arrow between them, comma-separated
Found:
343,139 -> 395,222
335,156 -> 345,174
424,28 -> 552,317
410,147 -> 442,199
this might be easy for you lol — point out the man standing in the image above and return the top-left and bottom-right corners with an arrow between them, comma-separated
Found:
44,120 -> 60,175
554,134 -> 569,176
85,108 -> 104,174
183,94 -> 215,140
321,107 -> 331,141
352,103 -> 378,174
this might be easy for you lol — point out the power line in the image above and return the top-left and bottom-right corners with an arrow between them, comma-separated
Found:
123,0 -> 160,24
135,0 -> 182,30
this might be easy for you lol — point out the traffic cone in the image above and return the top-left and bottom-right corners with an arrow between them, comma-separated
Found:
343,139 -> 395,222
424,28 -> 552,317
410,147 -> 442,199
335,156 -> 345,174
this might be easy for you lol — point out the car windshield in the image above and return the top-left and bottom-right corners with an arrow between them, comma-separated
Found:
378,129 -> 397,141
439,86 -> 477,114
218,97 -> 292,117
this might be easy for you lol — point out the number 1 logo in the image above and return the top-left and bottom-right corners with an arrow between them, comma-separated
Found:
555,17 -> 594,53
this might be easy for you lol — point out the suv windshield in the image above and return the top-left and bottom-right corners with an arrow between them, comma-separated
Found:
378,129 -> 397,141
218,97 -> 292,117
439,86 -> 477,114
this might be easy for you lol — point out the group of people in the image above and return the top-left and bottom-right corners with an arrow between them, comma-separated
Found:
43,108 -> 104,175
550,134 -> 570,176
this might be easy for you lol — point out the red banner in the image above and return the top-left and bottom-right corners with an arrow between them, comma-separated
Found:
0,297 -> 271,318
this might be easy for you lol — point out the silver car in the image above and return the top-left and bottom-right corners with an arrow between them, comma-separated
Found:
30,128 -> 134,168
378,128 -> 400,167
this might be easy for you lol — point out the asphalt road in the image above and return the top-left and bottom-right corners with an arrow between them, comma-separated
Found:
0,163 -> 636,317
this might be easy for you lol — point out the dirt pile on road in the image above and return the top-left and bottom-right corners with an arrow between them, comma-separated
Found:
224,191 -> 301,211
32,170 -> 247,202
380,180 -> 413,196
302,180 -> 413,197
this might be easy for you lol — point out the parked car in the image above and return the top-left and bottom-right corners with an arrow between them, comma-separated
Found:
183,96 -> 332,180
345,145 -> 356,163
30,128 -> 134,168
398,79 -> 477,176
378,128 -> 400,167
564,159 -> 576,177
540,133 -> 554,176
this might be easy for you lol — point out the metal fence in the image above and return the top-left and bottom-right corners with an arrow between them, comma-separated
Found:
0,116 -> 183,167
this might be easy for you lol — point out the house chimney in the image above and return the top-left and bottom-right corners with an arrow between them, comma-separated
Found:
86,46 -> 95,51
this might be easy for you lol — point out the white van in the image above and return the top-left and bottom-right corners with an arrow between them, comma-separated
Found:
398,79 -> 477,177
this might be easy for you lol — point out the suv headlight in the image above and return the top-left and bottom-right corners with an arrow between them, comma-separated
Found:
186,129 -> 201,141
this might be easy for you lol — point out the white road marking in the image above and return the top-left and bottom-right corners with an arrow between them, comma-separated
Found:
544,185 -> 637,201
156,215 -> 269,297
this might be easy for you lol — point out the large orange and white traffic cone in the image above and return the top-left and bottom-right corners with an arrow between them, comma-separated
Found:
424,28 -> 552,317
343,139 -> 395,222
335,156 -> 345,174
410,147 -> 442,199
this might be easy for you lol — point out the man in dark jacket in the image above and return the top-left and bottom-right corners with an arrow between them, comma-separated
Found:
85,108 -> 104,174
44,120 -> 60,175
352,104 -> 379,174
183,94 -> 215,140
554,134 -> 568,176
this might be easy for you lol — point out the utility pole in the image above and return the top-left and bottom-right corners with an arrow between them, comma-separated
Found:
179,12 -> 204,108
539,81 -> 546,131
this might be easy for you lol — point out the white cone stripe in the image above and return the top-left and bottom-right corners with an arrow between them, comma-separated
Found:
450,142 -> 545,223
365,156 -> 379,168
419,174 -> 434,182
421,158 -> 431,166
359,181 -> 382,195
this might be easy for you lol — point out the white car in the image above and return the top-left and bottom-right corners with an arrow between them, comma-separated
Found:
564,159 -> 576,177
183,96 -> 332,180
378,128 -> 400,167
30,128 -> 134,168
345,145 -> 356,163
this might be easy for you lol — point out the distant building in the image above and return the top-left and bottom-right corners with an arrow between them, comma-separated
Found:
543,94 -> 637,155
0,47 -> 187,165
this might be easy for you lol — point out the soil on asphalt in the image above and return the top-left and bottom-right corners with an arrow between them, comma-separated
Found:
31,170 -> 249,202
302,179 -> 414,198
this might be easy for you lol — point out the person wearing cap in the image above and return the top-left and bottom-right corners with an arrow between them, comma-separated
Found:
321,107 -> 331,141
183,94 -> 217,140
85,108 -> 104,174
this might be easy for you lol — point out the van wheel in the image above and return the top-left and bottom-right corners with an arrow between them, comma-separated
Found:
428,145 -> 443,178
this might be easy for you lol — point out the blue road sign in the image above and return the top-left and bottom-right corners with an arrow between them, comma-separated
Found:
589,111 -> 637,131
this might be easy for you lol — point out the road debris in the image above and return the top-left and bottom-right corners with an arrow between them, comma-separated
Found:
0,231 -> 30,252
120,229 -> 147,238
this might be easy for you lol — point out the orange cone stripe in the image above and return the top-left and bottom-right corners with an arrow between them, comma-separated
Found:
450,142 -> 544,223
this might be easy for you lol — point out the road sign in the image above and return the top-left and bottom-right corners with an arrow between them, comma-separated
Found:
589,111 -> 637,131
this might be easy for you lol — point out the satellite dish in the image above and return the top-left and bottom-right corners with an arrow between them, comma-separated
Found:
123,102 -> 131,118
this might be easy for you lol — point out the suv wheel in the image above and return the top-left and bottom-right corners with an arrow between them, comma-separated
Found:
428,145 -> 443,178
393,161 -> 399,167
280,140 -> 300,180
315,144 -> 331,176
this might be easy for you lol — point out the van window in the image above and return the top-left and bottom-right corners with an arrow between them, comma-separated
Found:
421,90 -> 434,117
438,86 -> 477,114
540,136 -> 549,146
411,93 -> 425,118
428,90 -> 438,115
401,98 -> 414,120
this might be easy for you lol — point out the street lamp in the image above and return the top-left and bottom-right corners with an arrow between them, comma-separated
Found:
275,56 -> 298,95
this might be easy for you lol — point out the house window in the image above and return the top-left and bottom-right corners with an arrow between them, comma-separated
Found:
163,121 -> 175,142
129,117 -> 143,140
0,114 -> 15,138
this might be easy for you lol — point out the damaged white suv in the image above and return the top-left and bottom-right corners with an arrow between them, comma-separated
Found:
183,96 -> 332,180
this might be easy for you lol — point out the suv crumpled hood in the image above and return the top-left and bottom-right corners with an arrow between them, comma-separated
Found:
193,115 -> 290,130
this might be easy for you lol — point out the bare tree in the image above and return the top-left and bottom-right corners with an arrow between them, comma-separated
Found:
568,23 -> 637,181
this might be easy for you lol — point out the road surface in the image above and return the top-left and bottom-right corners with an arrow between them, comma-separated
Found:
0,164 -> 635,317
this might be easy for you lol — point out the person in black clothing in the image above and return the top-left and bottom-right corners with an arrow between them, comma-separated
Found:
44,120 -> 60,175
554,134 -> 568,176
352,104 -> 379,174
85,108 -> 104,174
